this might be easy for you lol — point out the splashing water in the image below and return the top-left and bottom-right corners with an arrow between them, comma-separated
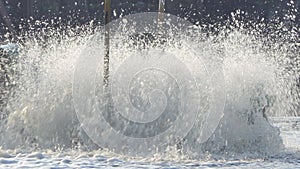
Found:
0,11 -> 299,161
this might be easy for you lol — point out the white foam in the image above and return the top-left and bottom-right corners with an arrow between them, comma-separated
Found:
0,20 -> 298,159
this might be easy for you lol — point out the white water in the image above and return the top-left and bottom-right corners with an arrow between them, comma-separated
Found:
0,118 -> 299,168
0,12 -> 299,168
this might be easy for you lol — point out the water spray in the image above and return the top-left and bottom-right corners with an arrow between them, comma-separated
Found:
0,0 -> 298,159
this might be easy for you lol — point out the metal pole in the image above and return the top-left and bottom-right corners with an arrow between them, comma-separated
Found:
158,0 -> 165,13
104,0 -> 111,87
158,0 -> 165,23
157,0 -> 165,41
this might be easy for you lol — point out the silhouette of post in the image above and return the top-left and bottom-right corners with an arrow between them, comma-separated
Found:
158,0 -> 165,13
104,0 -> 111,87
158,0 -> 165,37
158,0 -> 165,22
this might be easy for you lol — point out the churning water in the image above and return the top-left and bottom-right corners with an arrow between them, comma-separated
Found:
0,11 -> 299,168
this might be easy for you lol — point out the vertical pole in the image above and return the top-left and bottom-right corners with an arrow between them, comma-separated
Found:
158,0 -> 165,13
27,0 -> 33,18
158,0 -> 165,22
158,0 -> 165,37
104,0 -> 111,87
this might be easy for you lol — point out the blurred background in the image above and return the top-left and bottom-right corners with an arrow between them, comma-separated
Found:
0,0 -> 299,41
